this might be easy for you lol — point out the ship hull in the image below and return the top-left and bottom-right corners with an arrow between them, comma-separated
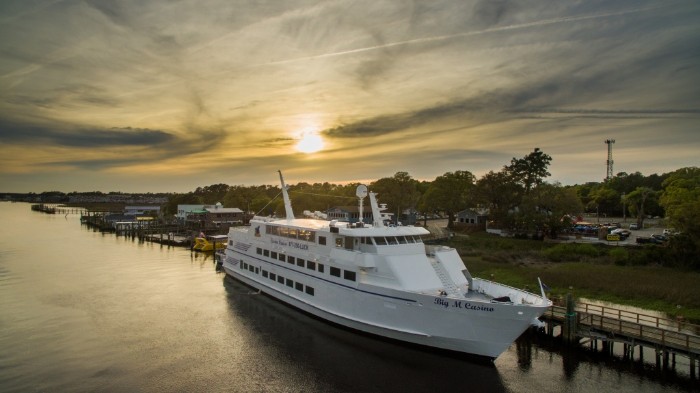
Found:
223,254 -> 547,359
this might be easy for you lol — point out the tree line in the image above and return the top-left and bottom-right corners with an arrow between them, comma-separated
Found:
162,148 -> 698,269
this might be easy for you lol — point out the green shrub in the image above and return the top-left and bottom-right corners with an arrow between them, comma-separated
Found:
542,243 -> 601,262
609,247 -> 629,265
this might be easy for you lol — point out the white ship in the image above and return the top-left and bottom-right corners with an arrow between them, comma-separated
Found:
222,171 -> 552,359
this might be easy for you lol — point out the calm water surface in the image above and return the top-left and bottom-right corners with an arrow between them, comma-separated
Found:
0,203 -> 695,392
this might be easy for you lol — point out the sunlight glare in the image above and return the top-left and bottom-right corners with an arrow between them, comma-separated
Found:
295,132 -> 325,154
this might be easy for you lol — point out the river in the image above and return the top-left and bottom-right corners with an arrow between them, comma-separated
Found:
0,202 -> 696,392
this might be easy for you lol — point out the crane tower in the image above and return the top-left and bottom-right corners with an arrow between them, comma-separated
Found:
605,139 -> 615,181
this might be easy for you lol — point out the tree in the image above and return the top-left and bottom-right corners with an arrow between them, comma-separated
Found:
625,187 -> 657,228
194,183 -> 230,204
505,148 -> 552,194
474,170 -> 523,228
422,171 -> 475,228
163,192 -> 201,216
527,183 -> 584,238
370,172 -> 421,224
657,167 -> 700,269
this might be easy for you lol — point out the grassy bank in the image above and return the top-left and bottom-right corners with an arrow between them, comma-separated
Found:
448,233 -> 700,323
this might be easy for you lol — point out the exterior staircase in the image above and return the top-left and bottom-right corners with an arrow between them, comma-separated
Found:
430,258 -> 462,297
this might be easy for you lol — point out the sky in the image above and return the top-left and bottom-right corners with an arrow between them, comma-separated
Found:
1,0 -> 699,193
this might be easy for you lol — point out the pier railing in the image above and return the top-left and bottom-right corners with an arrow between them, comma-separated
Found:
544,303 -> 700,354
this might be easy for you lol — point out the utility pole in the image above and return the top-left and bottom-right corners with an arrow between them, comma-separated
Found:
605,139 -> 615,181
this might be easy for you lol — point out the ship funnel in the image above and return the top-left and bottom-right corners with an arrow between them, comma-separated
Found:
278,170 -> 294,221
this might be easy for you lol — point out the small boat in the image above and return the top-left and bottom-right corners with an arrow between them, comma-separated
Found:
222,171 -> 551,359
192,235 -> 228,252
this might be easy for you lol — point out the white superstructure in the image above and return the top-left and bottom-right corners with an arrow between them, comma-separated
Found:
222,171 -> 551,359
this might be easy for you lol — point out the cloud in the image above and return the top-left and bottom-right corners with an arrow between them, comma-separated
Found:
0,120 -> 174,147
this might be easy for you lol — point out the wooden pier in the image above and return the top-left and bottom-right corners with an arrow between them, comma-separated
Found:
542,299 -> 700,377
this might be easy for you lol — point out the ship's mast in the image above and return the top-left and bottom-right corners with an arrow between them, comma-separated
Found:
368,191 -> 385,228
278,170 -> 294,221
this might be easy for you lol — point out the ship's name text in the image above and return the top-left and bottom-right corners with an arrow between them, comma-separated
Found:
271,238 -> 309,251
433,298 -> 494,312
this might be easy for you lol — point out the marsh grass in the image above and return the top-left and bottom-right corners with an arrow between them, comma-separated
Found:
450,233 -> 700,322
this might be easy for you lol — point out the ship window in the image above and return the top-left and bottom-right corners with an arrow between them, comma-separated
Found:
330,267 -> 341,277
256,248 -> 262,255
278,253 -> 285,262
266,225 -> 273,235
288,228 -> 298,239
295,282 -> 303,291
335,238 -> 343,248
374,237 -> 387,245
318,236 -> 326,245
271,251 -> 277,259
387,237 -> 398,245
263,249 -> 269,257
229,240 -> 233,246
307,261 -> 316,270
305,286 -> 315,296
242,262 -> 247,269
344,270 -> 356,281
299,229 -> 314,242
277,275 -> 284,284
414,236 -> 423,243
279,226 -> 289,237
397,236 -> 407,244
262,270 -> 268,278
286,278 -> 293,288
287,256 -> 295,264
297,259 -> 305,267
270,273 -> 276,281
256,267 -> 260,274
318,263 -> 325,273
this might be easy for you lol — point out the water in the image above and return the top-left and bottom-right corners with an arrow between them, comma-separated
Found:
0,202 -> 696,392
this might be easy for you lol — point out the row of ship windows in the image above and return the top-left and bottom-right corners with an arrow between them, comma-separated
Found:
263,225 -> 423,248
255,247 -> 357,282
240,262 -> 315,296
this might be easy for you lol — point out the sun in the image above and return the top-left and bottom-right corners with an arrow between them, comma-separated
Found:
295,132 -> 325,154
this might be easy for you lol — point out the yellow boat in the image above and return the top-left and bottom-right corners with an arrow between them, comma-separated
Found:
192,235 -> 228,252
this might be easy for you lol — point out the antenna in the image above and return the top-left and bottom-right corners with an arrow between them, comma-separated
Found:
605,139 -> 615,181
356,185 -> 368,224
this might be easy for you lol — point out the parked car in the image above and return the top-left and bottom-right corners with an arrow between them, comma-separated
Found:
636,236 -> 651,244
629,223 -> 639,230
651,234 -> 668,244
611,228 -> 631,239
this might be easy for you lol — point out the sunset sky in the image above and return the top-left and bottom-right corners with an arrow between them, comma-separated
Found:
1,0 -> 698,193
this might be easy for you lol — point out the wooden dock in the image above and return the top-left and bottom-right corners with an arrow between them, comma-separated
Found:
542,300 -> 700,377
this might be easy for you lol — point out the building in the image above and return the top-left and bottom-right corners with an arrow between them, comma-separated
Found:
125,206 -> 161,216
181,203 -> 244,228
327,206 -> 374,224
455,208 -> 488,228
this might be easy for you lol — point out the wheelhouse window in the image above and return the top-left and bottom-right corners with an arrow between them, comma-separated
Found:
374,237 -> 387,245
344,270 -> 356,281
330,267 -> 341,277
